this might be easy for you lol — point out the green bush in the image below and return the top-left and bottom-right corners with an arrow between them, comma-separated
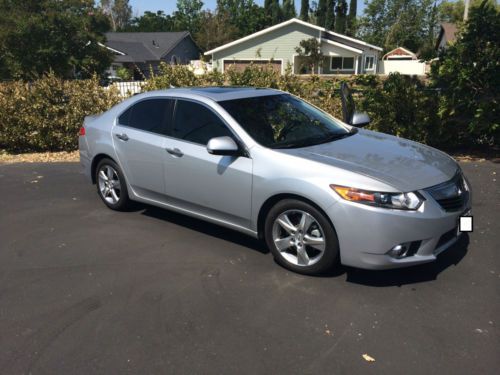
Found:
0,73 -> 120,152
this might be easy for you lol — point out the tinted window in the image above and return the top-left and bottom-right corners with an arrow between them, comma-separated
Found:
118,99 -> 172,135
172,100 -> 233,145
219,94 -> 351,149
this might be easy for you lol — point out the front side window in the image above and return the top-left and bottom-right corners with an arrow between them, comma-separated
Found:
365,56 -> 374,70
331,56 -> 355,71
118,99 -> 173,135
219,94 -> 352,149
172,100 -> 233,145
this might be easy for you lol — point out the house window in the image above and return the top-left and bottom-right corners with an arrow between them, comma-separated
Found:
365,56 -> 375,70
330,57 -> 355,71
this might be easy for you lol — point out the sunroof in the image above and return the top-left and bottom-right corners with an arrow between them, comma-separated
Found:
191,87 -> 256,94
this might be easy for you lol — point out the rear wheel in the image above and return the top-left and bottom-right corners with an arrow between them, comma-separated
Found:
96,158 -> 130,211
265,199 -> 339,275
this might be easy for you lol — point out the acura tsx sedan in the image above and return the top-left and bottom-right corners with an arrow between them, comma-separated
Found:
79,87 -> 471,275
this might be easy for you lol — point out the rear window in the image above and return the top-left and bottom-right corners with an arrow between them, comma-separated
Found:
118,99 -> 173,135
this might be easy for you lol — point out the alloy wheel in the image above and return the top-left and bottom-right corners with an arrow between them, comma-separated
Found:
97,165 -> 121,204
271,209 -> 326,267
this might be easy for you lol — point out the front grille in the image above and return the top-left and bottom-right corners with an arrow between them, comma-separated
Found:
425,172 -> 469,212
436,196 -> 465,211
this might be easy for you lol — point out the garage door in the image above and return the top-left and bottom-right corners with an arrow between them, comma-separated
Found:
223,60 -> 282,73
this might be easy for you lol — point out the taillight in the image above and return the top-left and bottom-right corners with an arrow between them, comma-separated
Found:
79,126 -> 86,136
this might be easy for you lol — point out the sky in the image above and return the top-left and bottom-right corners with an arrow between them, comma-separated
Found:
128,0 -> 365,17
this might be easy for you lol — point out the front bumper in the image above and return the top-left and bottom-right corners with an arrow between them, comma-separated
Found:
327,187 -> 471,270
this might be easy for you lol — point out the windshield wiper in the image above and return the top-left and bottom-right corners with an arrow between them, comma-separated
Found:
315,128 -> 357,145
274,129 -> 357,149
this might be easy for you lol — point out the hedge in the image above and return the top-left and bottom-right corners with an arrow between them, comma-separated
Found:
0,73 -> 120,152
0,63 -> 496,152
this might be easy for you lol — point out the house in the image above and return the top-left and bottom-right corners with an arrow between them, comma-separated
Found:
436,23 -> 458,50
204,18 -> 382,75
104,32 -> 201,80
379,47 -> 427,75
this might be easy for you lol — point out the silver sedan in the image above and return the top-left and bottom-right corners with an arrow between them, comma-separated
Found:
79,87 -> 471,275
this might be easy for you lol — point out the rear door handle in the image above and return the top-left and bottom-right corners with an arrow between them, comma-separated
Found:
166,147 -> 183,157
115,133 -> 129,141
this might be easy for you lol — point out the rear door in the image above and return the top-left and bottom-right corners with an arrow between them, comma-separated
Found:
162,99 -> 253,229
113,98 -> 173,199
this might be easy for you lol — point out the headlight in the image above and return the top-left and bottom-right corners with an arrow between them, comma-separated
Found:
330,185 -> 424,210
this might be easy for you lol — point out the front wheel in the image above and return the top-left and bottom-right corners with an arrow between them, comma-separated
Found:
264,199 -> 339,275
95,158 -> 130,211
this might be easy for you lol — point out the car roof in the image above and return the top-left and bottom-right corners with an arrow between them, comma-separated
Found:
145,87 -> 283,102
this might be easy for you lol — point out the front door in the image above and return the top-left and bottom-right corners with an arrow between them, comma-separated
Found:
163,99 -> 253,229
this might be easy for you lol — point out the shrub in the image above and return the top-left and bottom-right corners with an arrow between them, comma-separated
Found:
0,72 -> 120,152
429,0 -> 499,147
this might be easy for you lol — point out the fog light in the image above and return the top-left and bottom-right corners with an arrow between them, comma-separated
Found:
388,243 -> 411,258
387,241 -> 422,259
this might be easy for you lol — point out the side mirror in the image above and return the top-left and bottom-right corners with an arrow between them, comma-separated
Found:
351,111 -> 370,127
207,136 -> 240,156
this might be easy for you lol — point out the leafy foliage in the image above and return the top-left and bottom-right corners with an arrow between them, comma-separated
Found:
0,0 -> 112,80
358,0 -> 437,54
430,0 -> 500,146
295,38 -> 325,74
0,73 -> 120,152
99,0 -> 132,31
300,0 -> 310,21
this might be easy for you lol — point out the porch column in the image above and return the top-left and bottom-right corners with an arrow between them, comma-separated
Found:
354,56 -> 359,74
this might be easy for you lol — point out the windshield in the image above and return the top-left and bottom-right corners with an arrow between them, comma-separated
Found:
219,94 -> 353,149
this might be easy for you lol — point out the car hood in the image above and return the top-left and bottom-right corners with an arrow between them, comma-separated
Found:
274,129 -> 458,191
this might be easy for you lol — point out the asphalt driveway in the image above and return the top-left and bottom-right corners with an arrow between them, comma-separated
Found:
0,160 -> 498,374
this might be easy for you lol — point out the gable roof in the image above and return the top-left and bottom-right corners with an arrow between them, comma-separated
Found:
105,32 -> 194,62
383,47 -> 417,60
204,18 -> 382,55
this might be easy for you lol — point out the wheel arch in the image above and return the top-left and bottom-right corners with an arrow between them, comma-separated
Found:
257,193 -> 336,240
91,154 -> 118,184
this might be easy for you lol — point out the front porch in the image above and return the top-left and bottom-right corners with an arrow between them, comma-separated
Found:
292,39 -> 378,75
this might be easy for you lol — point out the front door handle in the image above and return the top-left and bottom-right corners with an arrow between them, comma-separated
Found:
166,147 -> 183,157
115,133 -> 129,141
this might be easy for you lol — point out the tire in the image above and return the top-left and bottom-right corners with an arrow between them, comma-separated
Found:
95,158 -> 130,211
264,199 -> 339,275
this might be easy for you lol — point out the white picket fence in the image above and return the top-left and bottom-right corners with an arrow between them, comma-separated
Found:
107,81 -> 144,97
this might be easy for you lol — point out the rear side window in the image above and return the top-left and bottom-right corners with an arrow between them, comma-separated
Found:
118,99 -> 173,135
172,100 -> 233,145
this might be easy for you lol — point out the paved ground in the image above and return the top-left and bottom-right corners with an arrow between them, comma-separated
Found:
0,161 -> 498,374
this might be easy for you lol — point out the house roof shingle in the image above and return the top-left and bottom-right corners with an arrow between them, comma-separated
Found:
105,32 -> 190,62
436,23 -> 458,49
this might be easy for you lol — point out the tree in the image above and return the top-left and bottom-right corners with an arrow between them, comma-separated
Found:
264,0 -> 281,25
316,0 -> 327,27
295,38 -> 324,73
334,0 -> 347,33
100,0 -> 132,31
358,0 -> 437,53
0,0 -> 112,79
300,0 -> 310,21
126,11 -> 174,32
282,0 -> 297,20
438,0 -> 499,23
194,10 -> 239,51
430,0 -> 500,146
216,0 -> 267,38
325,1 -> 336,30
174,0 -> 204,34
346,0 -> 356,35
